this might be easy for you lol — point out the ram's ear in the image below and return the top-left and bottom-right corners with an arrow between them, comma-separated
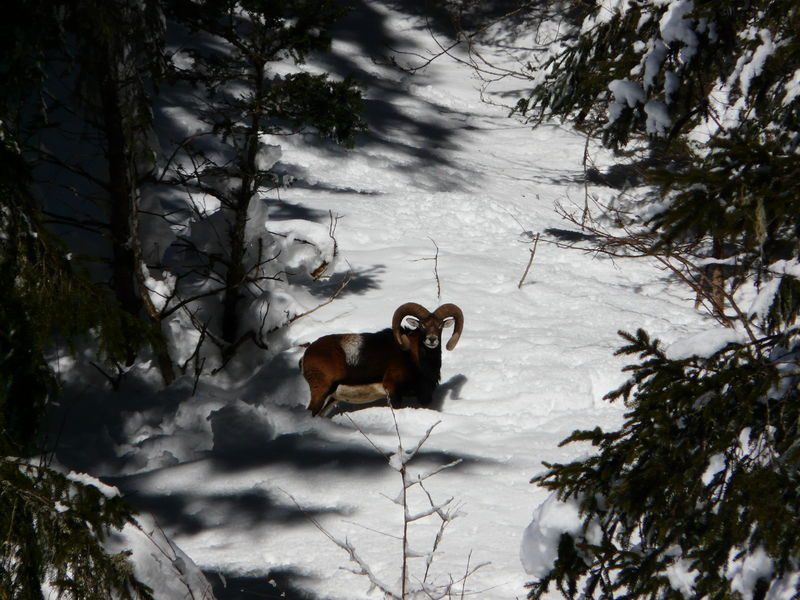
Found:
404,317 -> 420,329
442,318 -> 455,329
393,303 -> 431,349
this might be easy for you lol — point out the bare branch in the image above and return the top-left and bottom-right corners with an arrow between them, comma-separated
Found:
280,490 -> 401,600
518,232 -> 540,289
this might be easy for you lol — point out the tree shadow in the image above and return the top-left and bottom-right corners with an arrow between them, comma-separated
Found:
112,480 -> 346,538
458,0 -> 580,44
204,567 -> 320,600
296,266 -> 386,300
205,423 -> 483,476
301,1 -> 487,193
266,197 -> 332,222
45,375 -> 198,476
543,227 -> 599,244
274,173 -> 386,197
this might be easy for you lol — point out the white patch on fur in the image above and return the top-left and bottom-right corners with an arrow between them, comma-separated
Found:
334,383 -> 387,404
340,335 -> 363,366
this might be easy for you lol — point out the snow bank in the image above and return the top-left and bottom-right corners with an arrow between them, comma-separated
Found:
105,513 -> 216,600
659,0 -> 698,64
520,494 -> 587,578
608,79 -> 645,122
666,328 -> 748,360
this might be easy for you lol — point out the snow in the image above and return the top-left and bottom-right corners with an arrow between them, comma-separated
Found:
664,70 -> 680,101
701,452 -> 726,485
581,0 -> 631,34
520,495 -> 585,578
643,40 -> 668,91
783,68 -> 800,106
104,514 -> 215,600
659,0 -> 698,63
608,79 -> 646,122
739,29 -> 777,97
770,258 -> 800,278
666,328 -> 747,360
645,99 -> 672,133
726,545 -> 773,600
609,79 -> 646,107
66,471 -> 121,498
50,4 -> 715,599
255,141 -> 282,174
665,549 -> 699,597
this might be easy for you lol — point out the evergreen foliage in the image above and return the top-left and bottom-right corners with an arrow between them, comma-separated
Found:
518,0 -> 800,272
0,127 -> 152,600
3,0 -> 365,372
2,0 -> 172,374
2,0 -> 366,591
529,327 -> 800,598
167,0 -> 364,146
512,1 -> 800,597
159,0 -> 364,359
0,460 -> 153,600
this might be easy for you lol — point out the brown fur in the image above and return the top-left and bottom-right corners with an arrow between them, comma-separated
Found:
301,303 -> 463,416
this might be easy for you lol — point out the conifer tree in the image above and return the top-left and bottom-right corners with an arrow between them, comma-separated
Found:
0,124 -> 153,600
506,1 -> 800,597
4,0 -> 176,384
516,1 -> 800,287
159,0 -> 364,363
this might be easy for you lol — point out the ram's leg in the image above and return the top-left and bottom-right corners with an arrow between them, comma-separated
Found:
304,367 -> 337,417
381,379 -> 403,409
417,381 -> 436,406
318,395 -> 339,418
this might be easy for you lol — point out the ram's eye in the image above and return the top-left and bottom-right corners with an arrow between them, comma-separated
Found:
442,318 -> 454,329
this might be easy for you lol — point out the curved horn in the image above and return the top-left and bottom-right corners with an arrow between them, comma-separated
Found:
433,304 -> 464,351
392,302 -> 431,349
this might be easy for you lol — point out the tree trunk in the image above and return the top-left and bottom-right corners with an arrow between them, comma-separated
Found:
220,61 -> 266,361
709,236 -> 726,320
99,50 -> 174,384
100,61 -> 142,366
694,237 -> 727,322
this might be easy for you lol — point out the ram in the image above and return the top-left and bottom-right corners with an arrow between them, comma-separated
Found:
301,302 -> 464,416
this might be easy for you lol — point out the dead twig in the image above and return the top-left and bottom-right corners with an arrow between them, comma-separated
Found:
89,360 -> 126,391
413,239 -> 442,301
554,201 -> 761,347
518,232 -> 540,289
310,211 -> 343,279
284,408 -> 482,599
582,132 -> 592,229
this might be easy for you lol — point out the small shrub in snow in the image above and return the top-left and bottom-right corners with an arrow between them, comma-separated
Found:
296,414 -> 485,599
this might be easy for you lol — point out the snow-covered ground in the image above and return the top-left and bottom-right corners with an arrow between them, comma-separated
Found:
52,4 -> 711,599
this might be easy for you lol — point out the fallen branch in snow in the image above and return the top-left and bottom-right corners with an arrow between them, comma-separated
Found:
274,271 -> 352,328
581,132 -> 592,230
281,488 -> 400,599
413,238 -> 442,301
518,232 -> 540,289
